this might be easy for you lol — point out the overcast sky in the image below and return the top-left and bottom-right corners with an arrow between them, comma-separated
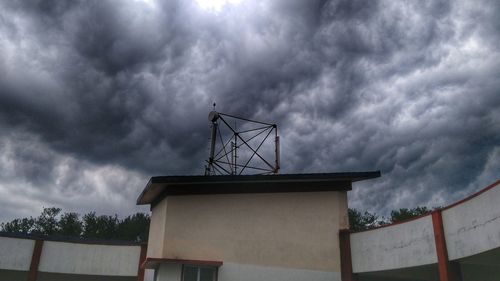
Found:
0,0 -> 499,222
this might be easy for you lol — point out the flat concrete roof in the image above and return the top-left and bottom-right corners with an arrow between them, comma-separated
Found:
137,172 -> 381,205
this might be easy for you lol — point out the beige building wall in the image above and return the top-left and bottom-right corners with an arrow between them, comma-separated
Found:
147,198 -> 168,258
148,191 -> 348,272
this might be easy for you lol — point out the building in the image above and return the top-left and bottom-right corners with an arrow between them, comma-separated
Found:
1,173 -> 498,281
137,173 -> 500,281
136,172 -> 381,281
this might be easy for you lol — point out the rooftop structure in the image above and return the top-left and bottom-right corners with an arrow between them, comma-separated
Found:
204,110 -> 280,176
137,172 -> 381,205
138,172 -> 381,281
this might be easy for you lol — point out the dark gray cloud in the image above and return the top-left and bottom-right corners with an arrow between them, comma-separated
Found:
0,0 -> 498,221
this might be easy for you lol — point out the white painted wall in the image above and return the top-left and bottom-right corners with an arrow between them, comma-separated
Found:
218,262 -> 340,281
145,269 -> 155,281
38,241 -> 141,276
0,236 -> 34,271
154,262 -> 339,281
442,184 -> 500,260
350,216 -> 437,273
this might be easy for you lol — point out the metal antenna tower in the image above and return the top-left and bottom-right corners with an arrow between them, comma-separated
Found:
205,111 -> 280,176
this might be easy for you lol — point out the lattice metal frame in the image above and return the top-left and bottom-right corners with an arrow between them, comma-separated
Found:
205,111 -> 280,175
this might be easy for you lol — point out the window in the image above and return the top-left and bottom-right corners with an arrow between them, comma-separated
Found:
182,265 -> 217,281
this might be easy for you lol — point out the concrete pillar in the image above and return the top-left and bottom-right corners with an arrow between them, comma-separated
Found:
27,239 -> 44,281
339,229 -> 355,281
432,211 -> 462,281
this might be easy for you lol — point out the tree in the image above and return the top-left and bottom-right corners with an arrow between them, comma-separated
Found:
390,206 -> 431,223
33,207 -> 61,235
59,212 -> 83,237
117,213 -> 150,242
348,208 -> 384,231
1,207 -> 150,242
0,217 -> 35,234
82,212 -> 119,239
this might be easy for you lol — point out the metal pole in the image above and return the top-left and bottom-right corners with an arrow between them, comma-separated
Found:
230,141 -> 234,175
234,134 -> 238,175
207,111 -> 220,175
274,125 -> 280,174
208,121 -> 218,174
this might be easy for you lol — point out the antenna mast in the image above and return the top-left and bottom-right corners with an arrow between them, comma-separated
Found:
204,110 -> 280,176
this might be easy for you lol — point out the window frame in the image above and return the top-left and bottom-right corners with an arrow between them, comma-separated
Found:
181,264 -> 218,281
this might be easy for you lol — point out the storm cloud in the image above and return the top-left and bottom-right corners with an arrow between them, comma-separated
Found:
0,0 -> 498,221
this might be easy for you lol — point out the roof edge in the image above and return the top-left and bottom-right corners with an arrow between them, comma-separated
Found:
137,171 -> 381,205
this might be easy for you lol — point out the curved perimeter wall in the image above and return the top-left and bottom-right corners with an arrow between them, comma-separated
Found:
349,180 -> 500,275
350,216 -> 437,272
0,235 -> 152,281
442,181 -> 500,260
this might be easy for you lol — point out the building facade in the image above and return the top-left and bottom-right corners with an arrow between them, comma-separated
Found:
136,172 -> 380,281
1,174 -> 498,281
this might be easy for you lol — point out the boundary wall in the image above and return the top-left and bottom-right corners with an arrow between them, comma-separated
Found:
0,233 -> 151,281
341,180 -> 500,281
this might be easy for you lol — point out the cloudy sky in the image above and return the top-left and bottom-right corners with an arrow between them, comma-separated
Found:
0,0 -> 499,222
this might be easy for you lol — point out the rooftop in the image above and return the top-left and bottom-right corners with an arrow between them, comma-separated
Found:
137,171 -> 381,205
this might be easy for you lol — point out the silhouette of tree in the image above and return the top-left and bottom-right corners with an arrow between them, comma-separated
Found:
390,206 -> 431,223
0,207 -> 149,242
0,217 -> 35,234
82,212 -> 118,239
33,207 -> 61,235
348,208 -> 385,231
117,213 -> 150,242
59,212 -> 83,237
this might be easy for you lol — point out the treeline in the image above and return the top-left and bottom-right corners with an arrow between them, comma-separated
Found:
1,206 -> 434,239
348,206 -> 435,231
0,207 -> 149,242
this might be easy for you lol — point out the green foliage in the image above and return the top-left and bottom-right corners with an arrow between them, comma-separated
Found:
1,217 -> 35,234
117,213 -> 150,242
59,212 -> 83,237
348,206 -> 434,231
390,206 -> 431,223
348,208 -> 384,231
82,213 -> 119,239
0,207 -> 149,242
33,207 -> 61,235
